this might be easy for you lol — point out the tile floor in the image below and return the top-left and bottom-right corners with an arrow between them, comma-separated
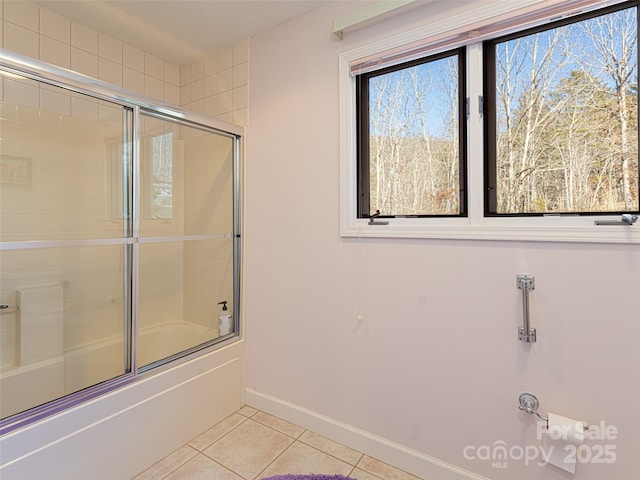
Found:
133,405 -> 422,480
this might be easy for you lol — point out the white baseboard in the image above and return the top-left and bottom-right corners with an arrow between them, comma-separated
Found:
245,388 -> 490,480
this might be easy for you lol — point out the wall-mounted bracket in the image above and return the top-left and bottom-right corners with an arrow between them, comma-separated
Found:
517,274 -> 536,343
331,0 -> 419,40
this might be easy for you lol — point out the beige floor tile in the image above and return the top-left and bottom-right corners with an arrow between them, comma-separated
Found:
351,468 -> 383,480
203,418 -> 293,479
258,441 -> 353,479
252,411 -> 305,438
135,407 -> 424,480
132,445 -> 198,480
165,454 -> 243,480
299,430 -> 363,466
356,456 -> 421,480
238,405 -> 258,417
189,413 -> 247,451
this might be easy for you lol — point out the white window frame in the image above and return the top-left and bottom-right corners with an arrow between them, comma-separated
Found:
339,0 -> 639,244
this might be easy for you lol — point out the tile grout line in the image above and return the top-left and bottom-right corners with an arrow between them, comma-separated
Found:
296,436 -> 364,472
138,406 -> 405,480
190,411 -> 252,453
152,411 -> 254,479
197,408 -> 299,480
251,430 -> 301,480
239,407 -> 369,480
147,444 -> 199,480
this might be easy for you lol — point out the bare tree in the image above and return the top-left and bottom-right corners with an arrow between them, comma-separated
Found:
495,28 -> 570,212
368,57 -> 460,216
495,8 -> 638,213
579,8 -> 638,210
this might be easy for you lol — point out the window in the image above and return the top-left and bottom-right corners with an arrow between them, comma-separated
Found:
356,48 -> 467,218
340,0 -> 640,243
484,2 -> 639,216
141,130 -> 174,219
149,132 -> 173,219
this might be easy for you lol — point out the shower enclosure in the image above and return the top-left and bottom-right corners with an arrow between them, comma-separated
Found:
0,50 -> 242,433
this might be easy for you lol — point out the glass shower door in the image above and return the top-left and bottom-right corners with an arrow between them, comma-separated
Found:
137,112 -> 236,368
0,73 -> 132,419
0,51 -> 242,434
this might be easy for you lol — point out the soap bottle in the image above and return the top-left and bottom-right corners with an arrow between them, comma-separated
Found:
217,300 -> 232,336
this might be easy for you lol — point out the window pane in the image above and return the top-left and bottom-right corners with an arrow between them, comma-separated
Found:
359,50 -> 465,217
489,4 -> 639,214
150,132 -> 173,219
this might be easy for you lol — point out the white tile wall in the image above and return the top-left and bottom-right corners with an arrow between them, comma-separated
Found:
182,37 -> 249,126
123,44 -> 144,72
124,67 -> 145,94
40,35 -> 70,68
98,57 -> 123,87
165,63 -> 179,86
218,44 -> 233,71
3,1 -> 39,32
2,1 -> 181,103
145,53 -> 164,80
204,55 -> 218,77
4,21 -> 39,58
71,22 -> 98,54
98,33 -> 122,64
164,83 -> 179,105
144,75 -> 163,101
71,47 -> 99,78
39,7 -> 69,43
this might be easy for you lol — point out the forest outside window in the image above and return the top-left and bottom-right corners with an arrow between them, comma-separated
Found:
356,48 -> 467,219
484,1 -> 640,216
341,0 -> 640,242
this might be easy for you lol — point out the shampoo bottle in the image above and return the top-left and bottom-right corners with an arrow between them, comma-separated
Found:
217,301 -> 232,336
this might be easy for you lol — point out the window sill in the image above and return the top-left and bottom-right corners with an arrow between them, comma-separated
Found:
340,218 -> 640,244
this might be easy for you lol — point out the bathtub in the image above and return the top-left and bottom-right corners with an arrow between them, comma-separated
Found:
0,356 -> 65,418
138,322 -> 220,367
1,322 -> 219,419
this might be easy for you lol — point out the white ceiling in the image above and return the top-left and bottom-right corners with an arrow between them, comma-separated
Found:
33,0 -> 331,65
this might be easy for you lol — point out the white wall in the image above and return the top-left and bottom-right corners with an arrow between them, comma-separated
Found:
245,2 -> 640,479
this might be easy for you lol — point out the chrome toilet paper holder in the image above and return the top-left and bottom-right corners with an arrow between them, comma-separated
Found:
519,393 -> 547,422
518,393 -> 590,431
